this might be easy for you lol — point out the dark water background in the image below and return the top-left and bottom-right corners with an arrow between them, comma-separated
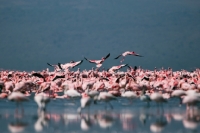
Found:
1,1 -> 200,131
0,0 -> 200,71
0,94 -> 200,133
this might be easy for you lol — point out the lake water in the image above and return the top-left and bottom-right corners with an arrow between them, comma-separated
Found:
0,94 -> 200,133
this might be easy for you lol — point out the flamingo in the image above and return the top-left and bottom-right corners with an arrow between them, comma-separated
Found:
115,51 -> 143,62
84,53 -> 110,68
63,84 -> 81,98
120,88 -> 137,104
140,89 -> 151,107
77,92 -> 92,113
8,91 -> 29,114
98,91 -> 117,109
171,89 -> 186,105
47,63 -> 62,72
34,92 -> 50,111
58,60 -> 83,71
85,85 -> 99,104
108,64 -> 128,73
32,72 -> 46,82
150,92 -> 167,111
182,91 -> 200,111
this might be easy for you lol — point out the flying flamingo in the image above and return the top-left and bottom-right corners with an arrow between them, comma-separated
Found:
47,63 -> 62,72
108,64 -> 128,73
58,60 -> 83,71
115,51 -> 143,62
84,53 -> 110,68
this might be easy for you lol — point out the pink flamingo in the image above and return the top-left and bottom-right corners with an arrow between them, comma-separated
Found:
115,51 -> 143,62
34,92 -> 50,111
47,63 -> 62,72
84,53 -> 110,68
58,60 -> 83,71
108,64 -> 128,73
98,91 -> 117,109
8,91 -> 29,114
77,92 -> 92,113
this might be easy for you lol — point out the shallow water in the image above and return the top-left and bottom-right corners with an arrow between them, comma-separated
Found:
0,96 -> 200,133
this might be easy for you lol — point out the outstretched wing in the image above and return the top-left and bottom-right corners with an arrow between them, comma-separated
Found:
47,63 -> 54,67
126,65 -> 132,70
114,54 -> 122,59
84,57 -> 96,63
118,64 -> 128,69
103,53 -> 110,60
58,63 -> 63,70
135,54 -> 143,57
32,73 -> 45,81
72,60 -> 83,68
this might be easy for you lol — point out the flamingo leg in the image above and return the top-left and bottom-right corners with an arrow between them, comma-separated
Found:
120,57 -> 125,63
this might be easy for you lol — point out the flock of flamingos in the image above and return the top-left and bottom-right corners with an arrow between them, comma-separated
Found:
0,51 -> 200,117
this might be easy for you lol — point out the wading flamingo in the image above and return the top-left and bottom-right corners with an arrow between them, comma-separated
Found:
34,92 -> 50,111
98,91 -> 117,109
77,92 -> 92,113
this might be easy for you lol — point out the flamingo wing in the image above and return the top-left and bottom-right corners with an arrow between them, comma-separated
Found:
126,65 -> 132,70
134,54 -> 143,57
84,57 -> 97,63
52,75 -> 65,81
47,63 -> 54,67
72,60 -> 83,68
132,52 -> 143,57
114,54 -> 122,59
58,63 -> 63,70
32,73 -> 45,81
127,73 -> 135,80
103,53 -> 110,60
118,64 -> 128,69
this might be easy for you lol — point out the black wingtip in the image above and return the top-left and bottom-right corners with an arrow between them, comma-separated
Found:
47,63 -> 53,67
114,55 -> 121,59
58,63 -> 63,70
84,57 -> 88,61
105,53 -> 110,59
137,55 -> 143,57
